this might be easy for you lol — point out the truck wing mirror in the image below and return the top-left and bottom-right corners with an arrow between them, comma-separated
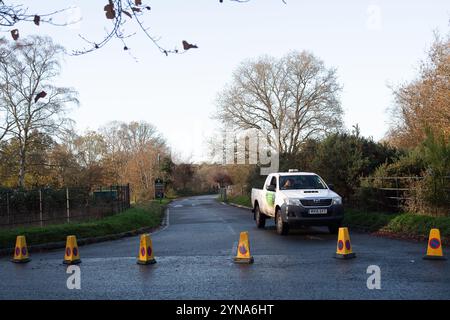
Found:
266,185 -> 276,192
328,184 -> 334,191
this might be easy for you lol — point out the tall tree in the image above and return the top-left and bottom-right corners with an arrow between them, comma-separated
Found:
387,31 -> 450,149
215,51 -> 343,156
0,35 -> 78,187
100,120 -> 169,200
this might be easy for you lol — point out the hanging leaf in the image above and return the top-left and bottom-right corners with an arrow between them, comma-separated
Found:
104,2 -> 116,19
33,15 -> 40,26
122,10 -> 132,18
11,29 -> 19,41
182,40 -> 198,50
146,6 -> 151,10
34,91 -> 47,103
131,7 -> 141,12
135,0 -> 142,5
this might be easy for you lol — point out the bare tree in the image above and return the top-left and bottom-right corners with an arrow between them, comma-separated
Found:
0,35 -> 78,187
0,0 -> 194,55
215,51 -> 343,155
1,0 -> 283,55
0,1 -> 72,28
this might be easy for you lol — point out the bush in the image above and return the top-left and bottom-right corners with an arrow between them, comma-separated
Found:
358,129 -> 450,216
308,133 -> 400,203
372,149 -> 426,178
406,175 -> 450,216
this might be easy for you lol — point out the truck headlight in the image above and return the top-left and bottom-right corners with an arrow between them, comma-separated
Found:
332,197 -> 342,205
288,199 -> 301,206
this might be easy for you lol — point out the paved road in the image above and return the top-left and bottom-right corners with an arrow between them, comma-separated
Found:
0,195 -> 449,299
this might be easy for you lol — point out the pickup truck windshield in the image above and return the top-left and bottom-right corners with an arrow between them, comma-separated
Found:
279,175 -> 327,190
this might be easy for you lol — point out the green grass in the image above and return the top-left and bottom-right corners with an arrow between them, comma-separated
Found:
0,199 -> 169,249
224,194 -> 252,208
344,209 -> 450,240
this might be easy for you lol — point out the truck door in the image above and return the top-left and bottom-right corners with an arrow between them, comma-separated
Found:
263,175 -> 277,217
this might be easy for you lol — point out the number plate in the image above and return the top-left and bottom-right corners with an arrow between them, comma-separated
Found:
308,209 -> 327,214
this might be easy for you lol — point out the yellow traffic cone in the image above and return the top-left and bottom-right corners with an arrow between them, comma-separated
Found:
137,234 -> 156,265
335,227 -> 356,259
423,228 -> 446,260
233,231 -> 254,264
11,235 -> 31,263
63,235 -> 81,265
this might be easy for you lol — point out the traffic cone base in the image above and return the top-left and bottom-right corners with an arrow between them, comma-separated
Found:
233,231 -> 254,264
233,256 -> 254,264
335,252 -> 356,260
11,235 -> 31,264
137,234 -> 156,265
335,227 -> 356,260
423,255 -> 447,261
423,228 -> 446,260
137,258 -> 156,265
63,259 -> 81,265
63,235 -> 81,265
12,257 -> 31,263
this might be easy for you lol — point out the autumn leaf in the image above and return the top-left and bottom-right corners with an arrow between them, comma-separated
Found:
104,2 -> 116,19
34,91 -> 47,103
135,0 -> 142,5
11,29 -> 19,41
131,7 -> 141,12
182,40 -> 198,50
34,15 -> 40,26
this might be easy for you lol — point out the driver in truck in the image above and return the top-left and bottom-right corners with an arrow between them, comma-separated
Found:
282,178 -> 293,189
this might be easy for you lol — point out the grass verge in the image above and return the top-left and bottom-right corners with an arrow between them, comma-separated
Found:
222,194 -> 252,208
344,209 -> 450,242
0,199 -> 169,250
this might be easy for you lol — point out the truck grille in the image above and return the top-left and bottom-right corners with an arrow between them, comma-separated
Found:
300,199 -> 332,207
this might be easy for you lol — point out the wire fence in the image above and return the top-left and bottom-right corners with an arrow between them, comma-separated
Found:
0,185 -> 130,229
356,176 -> 450,213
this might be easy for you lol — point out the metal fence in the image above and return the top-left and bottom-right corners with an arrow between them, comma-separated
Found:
0,185 -> 130,229
357,176 -> 450,213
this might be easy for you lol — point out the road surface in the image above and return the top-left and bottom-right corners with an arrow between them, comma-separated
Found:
0,195 -> 449,299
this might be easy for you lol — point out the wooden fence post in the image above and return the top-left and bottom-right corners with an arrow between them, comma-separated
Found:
66,187 -> 70,223
39,189 -> 43,227
6,191 -> 10,225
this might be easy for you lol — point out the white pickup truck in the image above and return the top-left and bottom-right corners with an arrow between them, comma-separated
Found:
251,170 -> 344,235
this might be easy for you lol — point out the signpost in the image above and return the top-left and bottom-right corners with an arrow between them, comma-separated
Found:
155,178 -> 164,202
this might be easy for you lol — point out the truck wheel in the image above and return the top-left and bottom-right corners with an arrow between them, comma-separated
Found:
276,209 -> 289,235
328,223 -> 341,234
255,204 -> 266,228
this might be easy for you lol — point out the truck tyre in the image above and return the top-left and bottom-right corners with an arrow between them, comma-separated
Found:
254,204 -> 266,228
328,222 -> 341,234
276,208 -> 289,235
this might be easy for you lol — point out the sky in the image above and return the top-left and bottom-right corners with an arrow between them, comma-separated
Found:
13,0 -> 450,162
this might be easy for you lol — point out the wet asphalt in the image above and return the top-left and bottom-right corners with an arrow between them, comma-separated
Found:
0,194 -> 449,300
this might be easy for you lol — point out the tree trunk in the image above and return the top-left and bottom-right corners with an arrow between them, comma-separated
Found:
18,147 -> 26,188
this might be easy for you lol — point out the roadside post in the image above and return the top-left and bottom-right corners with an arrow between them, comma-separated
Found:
155,178 -> 164,203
